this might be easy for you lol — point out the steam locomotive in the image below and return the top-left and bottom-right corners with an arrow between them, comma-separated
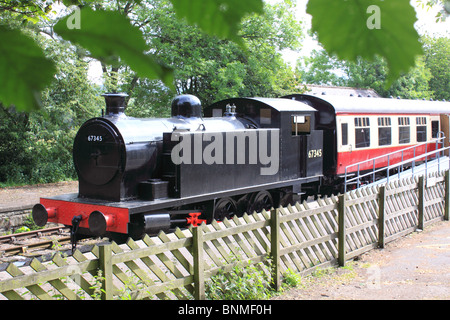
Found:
32,93 -> 450,242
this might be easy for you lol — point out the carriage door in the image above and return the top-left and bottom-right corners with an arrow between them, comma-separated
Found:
440,114 -> 450,156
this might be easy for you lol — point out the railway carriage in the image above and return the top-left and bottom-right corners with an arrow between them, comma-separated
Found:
284,94 -> 450,192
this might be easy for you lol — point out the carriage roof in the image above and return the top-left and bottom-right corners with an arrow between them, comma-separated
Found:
287,94 -> 450,115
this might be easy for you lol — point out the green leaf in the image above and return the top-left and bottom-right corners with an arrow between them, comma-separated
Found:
54,7 -> 174,89
307,0 -> 423,85
169,0 -> 264,42
0,27 -> 56,111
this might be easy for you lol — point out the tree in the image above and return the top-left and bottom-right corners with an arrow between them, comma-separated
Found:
0,0 -> 54,22
0,26 -> 101,185
0,0 -> 442,112
297,47 -> 434,100
306,0 -> 424,85
127,0 -> 303,109
297,49 -> 345,86
342,56 -> 433,100
422,36 -> 450,101
417,0 -> 450,22
0,0 -> 264,111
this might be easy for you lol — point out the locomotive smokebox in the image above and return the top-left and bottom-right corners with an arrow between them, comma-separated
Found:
102,92 -> 128,116
171,94 -> 202,118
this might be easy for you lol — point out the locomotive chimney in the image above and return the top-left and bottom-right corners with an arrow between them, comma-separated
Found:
102,93 -> 128,116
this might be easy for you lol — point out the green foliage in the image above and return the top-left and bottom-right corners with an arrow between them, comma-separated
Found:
298,49 -> 345,87
116,273 -> 153,300
206,261 -> 274,300
0,26 -> 56,111
0,0 -> 434,112
14,226 -> 31,234
422,36 -> 450,101
417,0 -> 450,22
0,0 -> 54,23
11,214 -> 43,233
310,266 -> 334,278
282,268 -> 303,288
0,31 -> 101,185
307,0 -> 423,85
89,270 -> 106,300
53,7 -> 174,90
0,107 -> 33,184
170,0 -> 263,44
23,214 -> 44,231
0,0 -> 265,111
141,0 -> 302,106
298,36 -> 446,101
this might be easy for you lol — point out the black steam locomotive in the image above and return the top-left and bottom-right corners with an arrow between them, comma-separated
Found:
32,92 -> 450,241
32,93 -> 323,241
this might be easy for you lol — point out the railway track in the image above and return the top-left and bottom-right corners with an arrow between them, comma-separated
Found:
0,226 -> 71,256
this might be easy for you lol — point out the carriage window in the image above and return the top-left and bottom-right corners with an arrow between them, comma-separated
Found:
398,117 -> 410,144
416,117 -> 427,142
292,115 -> 310,136
378,117 -> 391,146
432,120 -> 439,138
354,117 -> 370,148
341,123 -> 348,145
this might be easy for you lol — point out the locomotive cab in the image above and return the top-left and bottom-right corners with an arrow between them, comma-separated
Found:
205,97 -> 324,183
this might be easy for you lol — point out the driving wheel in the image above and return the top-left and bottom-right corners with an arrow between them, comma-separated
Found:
248,191 -> 273,213
213,197 -> 238,221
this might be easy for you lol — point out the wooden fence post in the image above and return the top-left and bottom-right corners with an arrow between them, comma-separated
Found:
192,226 -> 205,300
98,244 -> 113,300
378,185 -> 386,248
338,194 -> 346,267
418,176 -> 425,230
270,208 -> 281,291
445,170 -> 450,221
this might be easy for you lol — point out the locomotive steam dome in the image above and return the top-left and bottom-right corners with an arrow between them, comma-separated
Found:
171,94 -> 202,118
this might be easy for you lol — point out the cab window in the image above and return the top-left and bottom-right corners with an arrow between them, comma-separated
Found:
292,115 -> 310,136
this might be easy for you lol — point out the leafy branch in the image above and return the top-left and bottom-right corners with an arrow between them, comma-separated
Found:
0,0 -> 441,112
307,0 -> 423,86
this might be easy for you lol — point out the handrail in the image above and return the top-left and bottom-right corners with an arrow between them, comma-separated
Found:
344,133 -> 448,192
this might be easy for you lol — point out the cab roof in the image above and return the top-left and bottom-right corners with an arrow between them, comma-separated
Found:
205,97 -> 316,115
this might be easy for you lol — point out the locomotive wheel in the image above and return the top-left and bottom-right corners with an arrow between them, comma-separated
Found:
279,192 -> 295,207
236,194 -> 251,216
214,197 -> 238,221
248,191 -> 273,213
